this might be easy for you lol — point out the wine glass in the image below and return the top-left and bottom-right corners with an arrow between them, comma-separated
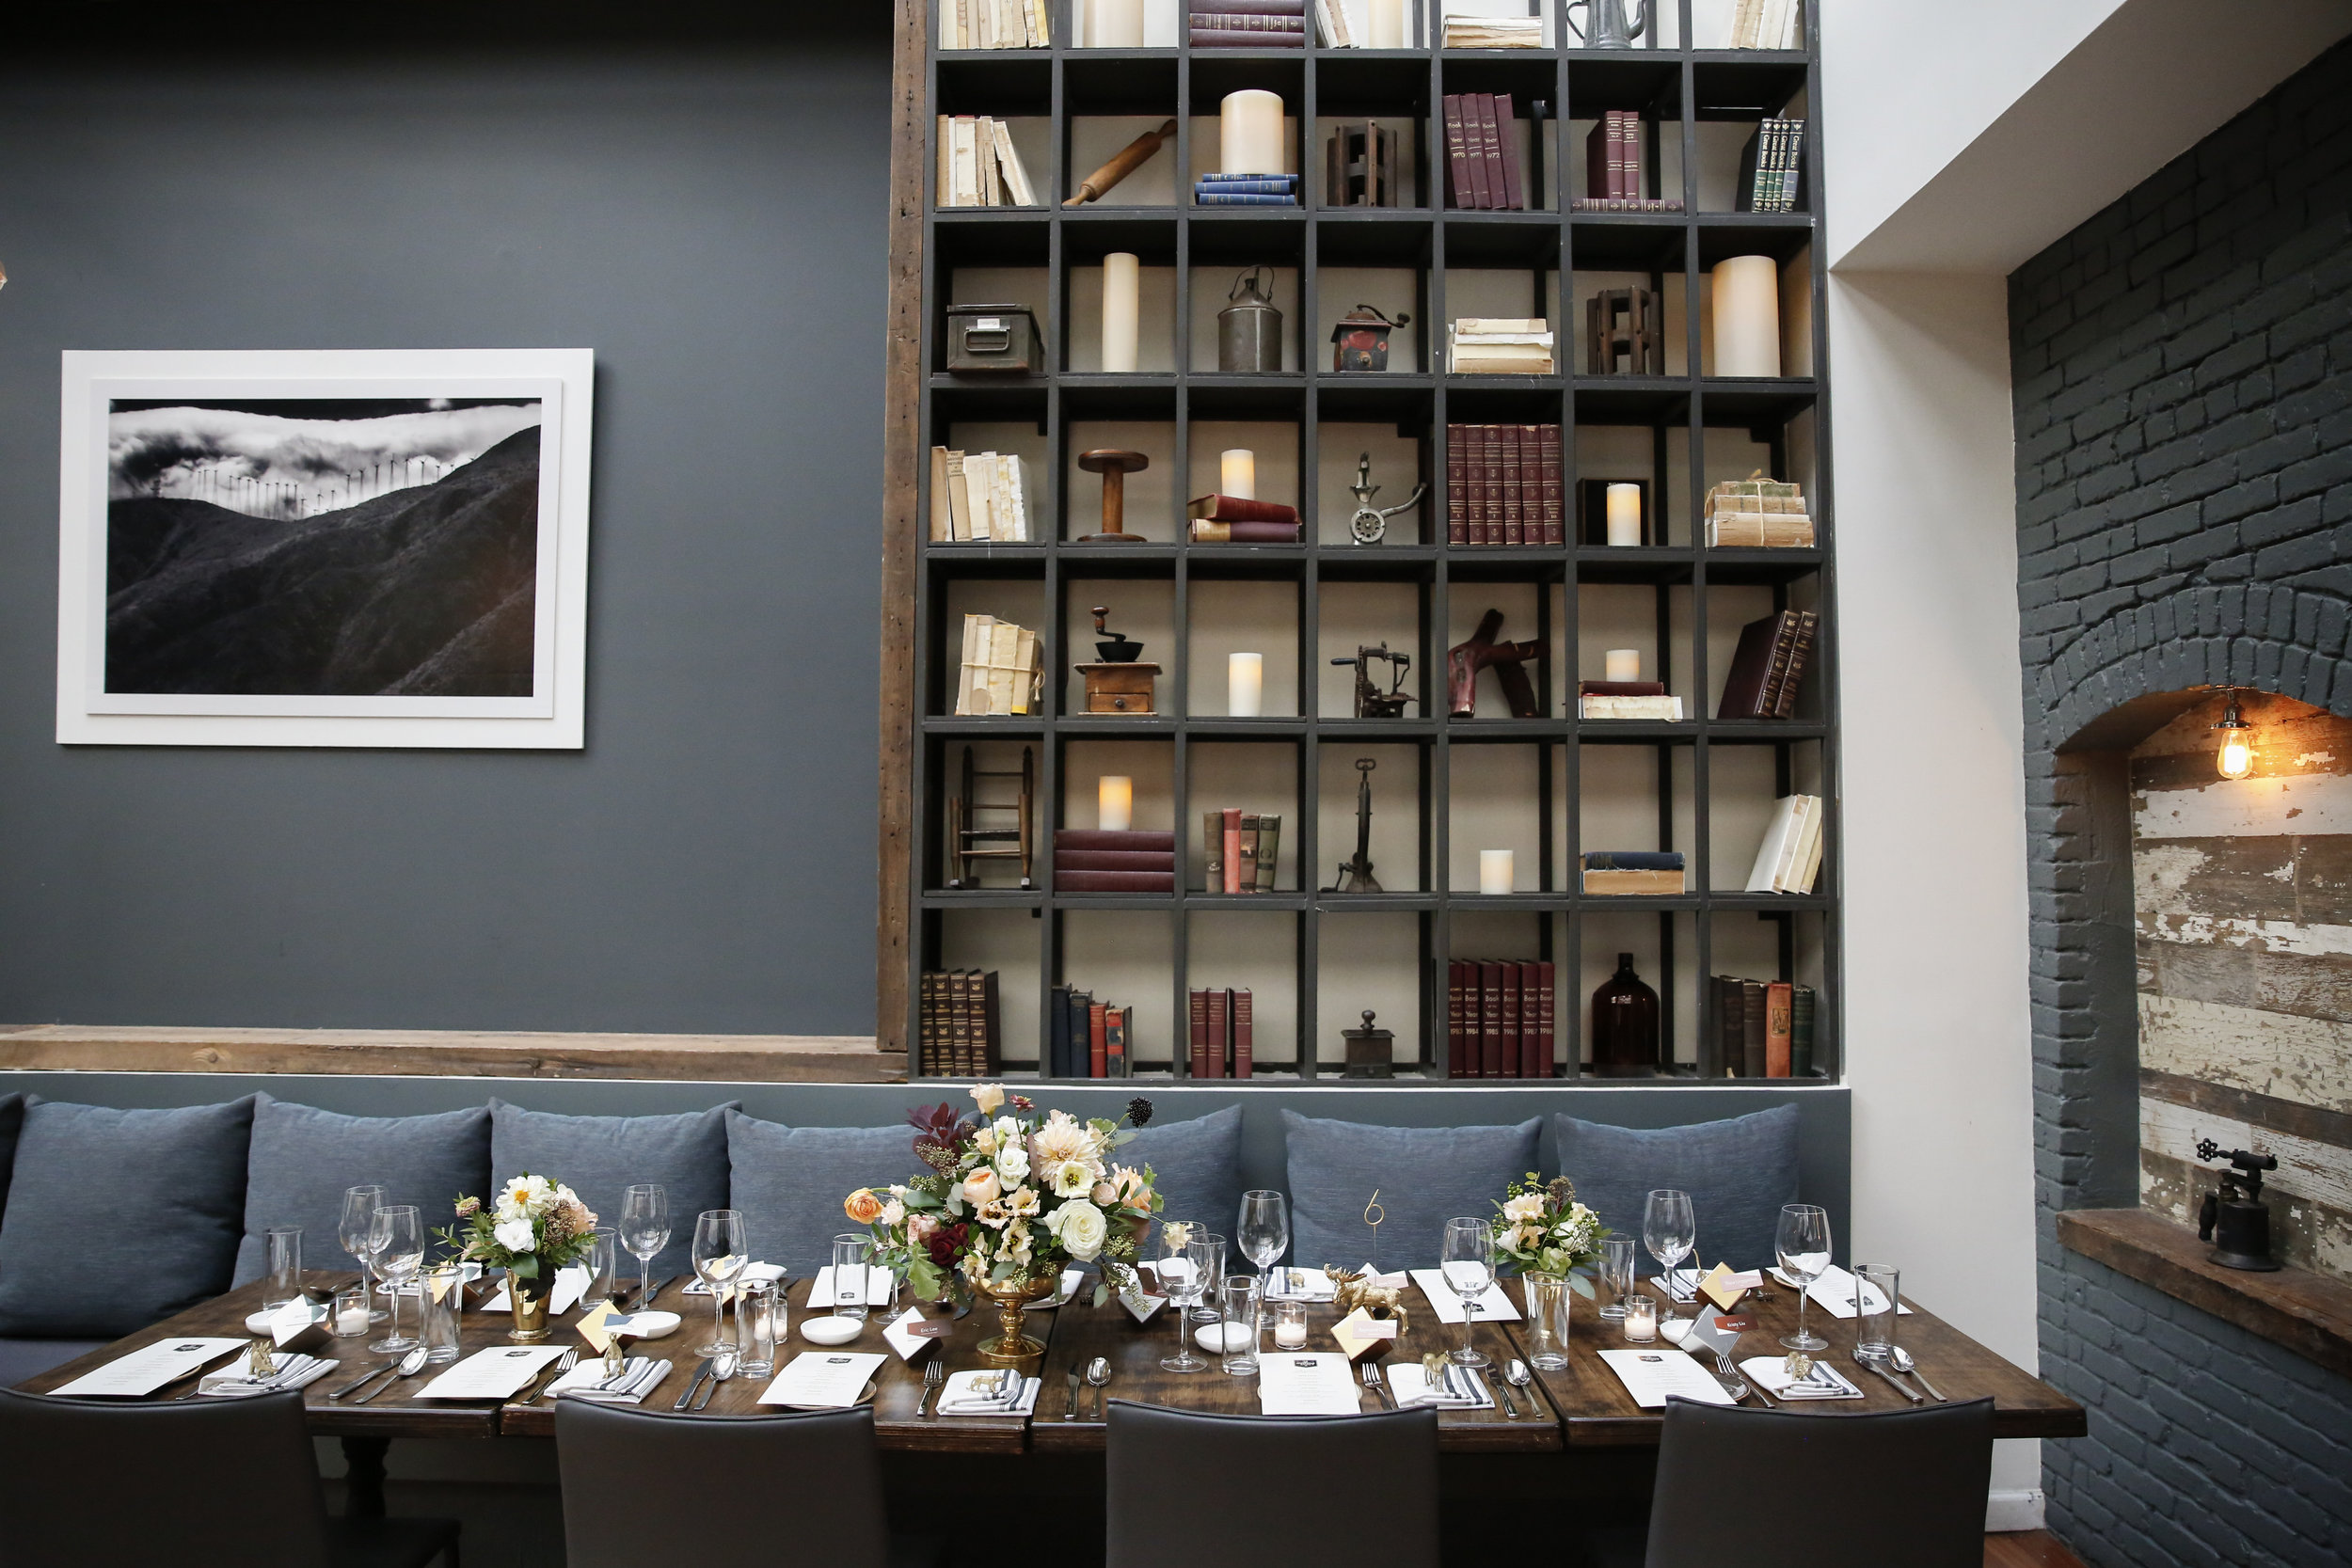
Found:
1158,1221 -> 1207,1372
579,1228 -> 619,1309
339,1185 -> 388,1324
1236,1189 -> 1289,1299
1775,1203 -> 1833,1354
619,1184 -> 670,1307
692,1209 -> 748,1355
1641,1189 -> 1696,1318
367,1205 -> 425,1354
1440,1216 -> 1495,1369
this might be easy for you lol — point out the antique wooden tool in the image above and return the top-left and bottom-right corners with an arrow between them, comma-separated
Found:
1329,643 -> 1414,719
1448,608 -> 1544,718
1323,757 -> 1383,893
1064,119 -> 1179,206
1077,449 -> 1150,543
1076,606 -> 1159,714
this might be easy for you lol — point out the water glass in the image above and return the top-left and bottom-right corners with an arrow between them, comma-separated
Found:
1193,1234 -> 1229,1324
1774,1203 -> 1833,1354
1523,1271 -> 1571,1370
367,1205 -> 425,1354
833,1233 -> 874,1323
1272,1299 -> 1309,1349
1597,1237 -> 1637,1321
262,1226 -> 303,1309
1158,1221 -> 1208,1373
330,1284 -> 371,1338
1642,1189 -> 1696,1316
419,1263 -> 463,1363
1236,1189 -> 1289,1293
1622,1292 -> 1659,1342
1218,1277 -> 1260,1375
737,1278 -> 780,1380
338,1185 -> 389,1324
1852,1262 -> 1900,1362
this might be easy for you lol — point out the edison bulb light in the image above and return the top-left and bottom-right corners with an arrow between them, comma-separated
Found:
2217,730 -> 2252,780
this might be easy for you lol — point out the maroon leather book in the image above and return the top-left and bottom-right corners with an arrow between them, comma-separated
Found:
1482,426 -> 1504,546
1531,960 -> 1555,1078
1473,94 -> 1504,212
1232,989 -> 1253,1078
1465,427 -> 1488,545
1443,95 -> 1476,209
1189,989 -> 1211,1080
1493,93 -> 1523,211
1539,424 -> 1564,545
1054,870 -> 1176,893
1056,849 -> 1179,871
1089,1003 -> 1108,1078
1580,680 -> 1668,696
1463,96 -> 1493,208
1448,960 -> 1469,1078
1446,426 -> 1470,546
1499,424 -> 1523,546
1054,829 -> 1177,850
1191,519 -> 1302,544
1480,961 -> 1505,1077
1206,988 -> 1230,1080
1715,612 -> 1792,721
1772,610 -> 1820,719
1188,26 -> 1303,44
1189,494 -> 1301,524
1191,0 -> 1306,12
1759,611 -> 1805,717
1500,960 -> 1524,1079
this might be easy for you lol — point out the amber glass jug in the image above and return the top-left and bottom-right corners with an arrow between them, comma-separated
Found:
1590,952 -> 1660,1076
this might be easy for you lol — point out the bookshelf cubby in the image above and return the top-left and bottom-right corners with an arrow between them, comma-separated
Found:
899,0 -> 1836,1084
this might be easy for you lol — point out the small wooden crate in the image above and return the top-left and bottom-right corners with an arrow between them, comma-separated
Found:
1326,120 -> 1399,208
1077,662 -> 1160,714
1585,286 -> 1663,375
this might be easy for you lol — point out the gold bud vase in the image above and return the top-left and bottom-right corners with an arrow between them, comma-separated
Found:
508,1267 -> 552,1343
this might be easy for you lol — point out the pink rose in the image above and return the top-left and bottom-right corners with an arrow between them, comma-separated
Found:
1092,1181 -> 1118,1205
962,1168 -> 1002,1207
908,1213 -> 940,1244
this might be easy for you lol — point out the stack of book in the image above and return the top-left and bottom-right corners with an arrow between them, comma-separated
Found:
1746,794 -> 1824,894
1710,976 -> 1817,1077
1190,0 -> 1306,46
1188,494 -> 1301,544
1188,988 -> 1255,1078
1053,828 -> 1175,893
1201,809 -> 1281,894
1446,424 -> 1564,546
1735,118 -> 1805,213
1446,960 -> 1556,1079
1579,682 -> 1683,721
1704,476 -> 1815,547
1195,172 -> 1299,206
1715,609 -> 1819,720
1310,0 -> 1358,45
1440,93 -> 1525,210
1581,849 -> 1685,894
937,116 -> 1038,207
1048,986 -> 1135,1077
1570,110 -> 1682,213
1726,0 -> 1804,50
929,448 -> 1030,542
954,614 -> 1041,716
918,970 -> 1003,1076
1448,318 -> 1554,375
940,0 -> 1050,48
1441,12 -> 1542,47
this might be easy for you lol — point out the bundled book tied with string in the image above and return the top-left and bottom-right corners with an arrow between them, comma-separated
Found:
940,0 -> 1051,49
1440,12 -> 1542,48
953,614 -> 1041,716
937,116 -> 1039,207
930,448 -> 1031,542
1448,318 -> 1554,376
1704,475 -> 1814,547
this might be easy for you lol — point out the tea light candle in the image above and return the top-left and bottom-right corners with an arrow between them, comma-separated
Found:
1220,89 -> 1285,176
1101,252 -> 1141,372
1098,775 -> 1134,832
1712,255 -> 1783,378
1369,0 -> 1406,47
1604,648 -> 1642,682
1622,1293 -> 1659,1342
1274,1301 -> 1309,1349
1228,652 -> 1263,717
1479,849 -> 1515,895
1219,448 -> 1256,499
336,1307 -> 370,1336
1606,483 -> 1642,546
1090,0 -> 1144,47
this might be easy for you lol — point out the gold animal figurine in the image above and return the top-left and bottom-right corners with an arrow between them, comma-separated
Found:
1325,1265 -> 1410,1336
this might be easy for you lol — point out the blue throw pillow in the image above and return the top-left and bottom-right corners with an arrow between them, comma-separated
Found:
0,1097 -> 255,1338
0,1093 -> 23,1221
233,1096 -> 492,1286
725,1113 -> 922,1279
1281,1110 -> 1538,1272
1552,1104 -> 1801,1273
1123,1105 -> 1244,1255
490,1101 -> 735,1280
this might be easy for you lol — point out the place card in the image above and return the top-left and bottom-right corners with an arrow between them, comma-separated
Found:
882,1306 -> 948,1361
1597,1347 -> 1736,1409
1408,1269 -> 1521,1324
267,1298 -> 333,1353
802,1264 -> 895,1309
1262,1267 -> 1339,1302
1258,1353 -> 1361,1416
1117,1275 -> 1167,1323
479,1265 -> 592,1316
412,1343 -> 569,1401
1329,1307 -> 1400,1361
1697,1264 -> 1763,1312
1770,1264 -> 1914,1320
759,1351 -> 886,1409
1681,1308 -> 1743,1363
576,1301 -> 622,1354
51,1337 -> 246,1398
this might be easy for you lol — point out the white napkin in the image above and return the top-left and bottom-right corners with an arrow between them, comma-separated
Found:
546,1356 -> 673,1404
1381,1361 -> 1496,1410
680,1260 -> 787,1297
758,1351 -> 887,1409
1769,1264 -> 1914,1319
1261,1268 -> 1339,1302
1409,1269 -> 1521,1323
1740,1355 -> 1866,1400
1256,1352 -> 1362,1415
800,1264 -> 894,1308
935,1368 -> 1041,1416
194,1354 -> 336,1399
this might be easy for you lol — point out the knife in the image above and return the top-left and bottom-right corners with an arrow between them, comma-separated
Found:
1861,1359 -> 1923,1405
672,1357 -> 715,1412
1064,1370 -> 1081,1420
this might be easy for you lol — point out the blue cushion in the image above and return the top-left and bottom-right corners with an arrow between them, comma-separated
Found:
0,1094 -> 23,1220
0,1097 -> 255,1338
232,1096 -> 492,1286
0,1338 -> 107,1388
1552,1104 -> 1801,1272
725,1114 -> 921,1278
489,1101 -> 734,1279
1281,1110 -> 1538,1272
1122,1105 -> 1244,1254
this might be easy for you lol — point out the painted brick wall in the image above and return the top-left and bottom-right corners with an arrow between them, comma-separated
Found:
2010,34 -> 2352,1568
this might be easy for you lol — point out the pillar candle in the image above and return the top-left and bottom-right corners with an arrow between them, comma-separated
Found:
1712,255 -> 1782,378
1369,0 -> 1407,47
1090,0 -> 1144,47
1101,252 -> 1140,372
1098,775 -> 1134,832
1228,653 -> 1263,717
1605,483 -> 1643,546
1605,648 -> 1641,682
1220,89 -> 1285,176
1479,849 -> 1515,895
1219,449 -> 1256,499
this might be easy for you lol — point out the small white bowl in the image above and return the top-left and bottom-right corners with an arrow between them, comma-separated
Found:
801,1315 -> 866,1346
1194,1323 -> 1255,1354
244,1310 -> 281,1335
1658,1316 -> 1693,1345
615,1309 -> 681,1340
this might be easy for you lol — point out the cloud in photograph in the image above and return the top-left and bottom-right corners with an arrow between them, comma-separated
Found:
107,400 -> 542,503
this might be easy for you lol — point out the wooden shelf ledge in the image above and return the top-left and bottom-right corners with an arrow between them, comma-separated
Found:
2055,1207 -> 2352,1379
0,1025 -> 907,1085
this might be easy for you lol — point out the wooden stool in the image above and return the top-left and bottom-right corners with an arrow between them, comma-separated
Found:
1585,286 -> 1662,375
1077,449 -> 1150,543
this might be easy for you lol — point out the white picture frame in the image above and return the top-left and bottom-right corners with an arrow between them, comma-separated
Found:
56,348 -> 594,749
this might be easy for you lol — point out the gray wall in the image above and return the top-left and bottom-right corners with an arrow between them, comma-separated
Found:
0,14 -> 892,1033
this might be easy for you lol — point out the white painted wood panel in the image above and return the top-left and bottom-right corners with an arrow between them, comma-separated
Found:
2139,1095 -> 2352,1213
2133,770 -> 2352,839
2137,994 -> 2352,1117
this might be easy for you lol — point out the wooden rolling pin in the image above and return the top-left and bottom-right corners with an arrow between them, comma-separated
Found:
1064,119 -> 1179,206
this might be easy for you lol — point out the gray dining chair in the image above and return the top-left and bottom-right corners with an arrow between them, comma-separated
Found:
0,1386 -> 458,1567
1105,1400 -> 1440,1568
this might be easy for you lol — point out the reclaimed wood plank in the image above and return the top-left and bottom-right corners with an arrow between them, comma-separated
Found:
2132,774 -> 2352,840
2137,996 -> 2352,1117
2139,939 -> 2352,1027
2132,837 -> 2299,927
2140,1094 -> 2352,1213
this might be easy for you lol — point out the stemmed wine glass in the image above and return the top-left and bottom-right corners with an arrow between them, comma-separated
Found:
1158,1222 -> 1208,1372
619,1184 -> 670,1308
1440,1217 -> 1495,1369
339,1185 -> 388,1325
692,1210 -> 748,1355
1775,1203 -> 1833,1354
1641,1189 -> 1696,1321
1236,1190 -> 1289,1301
367,1205 -> 425,1354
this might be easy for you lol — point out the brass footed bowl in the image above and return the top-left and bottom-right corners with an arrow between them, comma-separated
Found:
971,1272 -> 1059,1370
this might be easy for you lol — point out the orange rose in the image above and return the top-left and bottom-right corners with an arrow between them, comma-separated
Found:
843,1188 -> 885,1225
962,1168 -> 1002,1207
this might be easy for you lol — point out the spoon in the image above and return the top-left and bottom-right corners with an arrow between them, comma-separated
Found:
692,1347 -> 738,1412
1086,1355 -> 1112,1420
1505,1359 -> 1536,1417
1889,1347 -> 1947,1402
350,1346 -> 429,1405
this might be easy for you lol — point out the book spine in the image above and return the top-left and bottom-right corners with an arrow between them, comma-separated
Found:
1189,0 -> 1307,10
1481,962 -> 1504,1077
1104,1006 -> 1128,1077
1054,870 -> 1176,893
1189,989 -> 1210,1080
1207,989 -> 1231,1080
1447,960 -> 1468,1078
1791,985 -> 1816,1076
1192,190 -> 1301,203
1189,519 -> 1303,543
1190,493 -> 1302,522
1740,980 -> 1767,1078
1534,960 -> 1555,1079
1471,93 -> 1502,212
1057,849 -> 1181,871
1773,610 -> 1819,719
1222,807 -> 1243,895
1765,981 -> 1793,1077
1446,426 -> 1469,546
1201,810 -> 1223,888
1757,610 -> 1802,718
1054,829 -> 1177,850
1089,1003 -> 1108,1079
1501,960 -> 1523,1080
919,973 -> 940,1075
1539,424 -> 1563,545
1048,982 -> 1070,1079
1236,814 -> 1261,893
949,971 -> 973,1075
1480,425 -> 1502,546
1187,11 -> 1307,29
1233,989 -> 1253,1078
1442,95 -> 1476,209
1504,423 -> 1529,545
1189,177 -> 1304,195
977,971 -> 1002,1074
1493,93 -> 1522,211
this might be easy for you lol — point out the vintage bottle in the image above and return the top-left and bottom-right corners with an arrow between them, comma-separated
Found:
1589,952 -> 1660,1076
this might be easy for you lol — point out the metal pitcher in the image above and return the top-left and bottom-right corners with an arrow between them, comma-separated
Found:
1565,0 -> 1646,49
1218,265 -> 1284,372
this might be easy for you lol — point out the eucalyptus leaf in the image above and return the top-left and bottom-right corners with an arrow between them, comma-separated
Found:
1568,1274 -> 1595,1300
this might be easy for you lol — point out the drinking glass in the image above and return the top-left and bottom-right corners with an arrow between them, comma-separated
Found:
1236,1190 -> 1289,1297
1641,1189 -> 1696,1316
1523,1271 -> 1571,1370
579,1229 -> 619,1309
1775,1203 -> 1833,1353
338,1185 -> 388,1324
367,1205 -> 425,1354
419,1262 -> 463,1364
1597,1237 -> 1638,1322
618,1184 -> 671,1307
1218,1277 -> 1260,1375
692,1210 -> 748,1354
832,1233 -> 875,1323
1852,1262 -> 1899,1363
262,1226 -> 303,1310
1158,1222 -> 1208,1372
1192,1234 -> 1229,1324
737,1278 -> 779,1380
1440,1216 -> 1495,1369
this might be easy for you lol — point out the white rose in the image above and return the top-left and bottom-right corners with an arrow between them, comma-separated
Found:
971,1084 -> 1007,1115
1050,1199 -> 1107,1261
494,1216 -> 536,1253
995,1144 -> 1031,1183
879,1198 -> 906,1227
1502,1193 -> 1545,1222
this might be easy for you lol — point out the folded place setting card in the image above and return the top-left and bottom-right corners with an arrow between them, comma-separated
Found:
1256,1352 -> 1362,1416
1597,1348 -> 1737,1408
413,1344 -> 570,1401
882,1307 -> 954,1361
1408,1269 -> 1521,1323
1740,1356 -> 1865,1400
1767,1263 -> 1912,1319
53,1338 -> 247,1398
935,1369 -> 1041,1417
798,1264 -> 893,1308
1381,1361 -> 1496,1410
480,1265 -> 593,1316
759,1351 -> 887,1409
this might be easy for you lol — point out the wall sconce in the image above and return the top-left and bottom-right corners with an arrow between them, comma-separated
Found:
2212,690 -> 2252,780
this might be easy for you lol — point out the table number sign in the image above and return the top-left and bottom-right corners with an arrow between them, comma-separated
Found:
1697,1263 -> 1763,1313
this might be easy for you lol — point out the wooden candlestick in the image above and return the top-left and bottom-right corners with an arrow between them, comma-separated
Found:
1077,449 -> 1151,543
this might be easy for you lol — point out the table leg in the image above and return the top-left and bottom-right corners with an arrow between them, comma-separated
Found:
342,1435 -> 389,1519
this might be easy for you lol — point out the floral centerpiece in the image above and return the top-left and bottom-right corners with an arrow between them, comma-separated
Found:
439,1174 -> 600,1341
844,1085 -> 1161,1366
1490,1173 -> 1609,1297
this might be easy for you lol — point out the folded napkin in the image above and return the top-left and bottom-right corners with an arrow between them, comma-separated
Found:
1739,1355 -> 1866,1401
1653,1269 -> 1702,1304
1381,1361 -> 1494,1410
547,1356 -> 672,1405
685,1261 -> 787,1297
1767,1265 -> 1915,1320
936,1369 -> 1039,1417
1261,1268 -> 1339,1302
195,1354 -> 335,1399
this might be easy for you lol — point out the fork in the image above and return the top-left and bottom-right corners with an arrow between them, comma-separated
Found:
518,1349 -> 578,1404
1360,1361 -> 1395,1410
916,1359 -> 946,1418
1711,1350 -> 1772,1406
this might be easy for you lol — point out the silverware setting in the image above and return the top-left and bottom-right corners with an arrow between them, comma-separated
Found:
1856,1354 -> 1922,1405
350,1346 -> 429,1405
1361,1360 -> 1395,1410
1086,1355 -> 1111,1419
516,1348 -> 577,1404
1064,1368 -> 1081,1420
916,1359 -> 945,1418
1708,1349 -> 1769,1406
326,1359 -> 400,1401
1889,1346 -> 1947,1402
673,1355 -> 716,1412
691,1348 -> 738,1412
1494,1360 -> 1519,1418
1505,1359 -> 1536,1416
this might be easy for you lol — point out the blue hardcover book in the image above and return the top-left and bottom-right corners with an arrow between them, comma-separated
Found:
1581,850 -> 1686,871
1193,191 -> 1301,206
1196,173 -> 1299,191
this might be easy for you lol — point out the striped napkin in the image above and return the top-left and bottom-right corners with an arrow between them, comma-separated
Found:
194,1354 -> 335,1399
936,1370 -> 1038,1416
546,1357 -> 672,1405
1740,1356 -> 1865,1401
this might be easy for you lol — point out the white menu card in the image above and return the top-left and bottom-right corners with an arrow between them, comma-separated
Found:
802,1265 -> 896,1308
1597,1348 -> 1736,1408
1256,1352 -> 1362,1415
759,1351 -> 886,1408
1408,1269 -> 1522,1323
51,1338 -> 246,1397
412,1344 -> 569,1400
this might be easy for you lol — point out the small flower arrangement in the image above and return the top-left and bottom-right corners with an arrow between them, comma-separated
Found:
845,1085 -> 1162,1306
1490,1173 -> 1609,1295
439,1174 -> 600,1285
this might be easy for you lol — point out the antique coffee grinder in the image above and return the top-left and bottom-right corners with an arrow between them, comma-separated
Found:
2195,1138 -> 2282,1272
1342,1010 -> 1395,1080
1218,266 -> 1285,373
1329,643 -> 1414,720
1322,758 -> 1383,893
1345,451 -> 1427,545
1075,605 -> 1160,714
1331,305 -> 1408,372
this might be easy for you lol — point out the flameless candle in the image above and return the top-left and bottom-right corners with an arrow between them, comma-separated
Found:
1605,483 -> 1643,546
1098,775 -> 1134,832
1712,255 -> 1782,378
1369,0 -> 1406,47
1101,253 -> 1141,372
1228,652 -> 1264,717
1604,648 -> 1642,682
1479,849 -> 1515,895
1090,0 -> 1144,47
1220,448 -> 1256,499
1220,89 -> 1285,176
